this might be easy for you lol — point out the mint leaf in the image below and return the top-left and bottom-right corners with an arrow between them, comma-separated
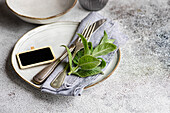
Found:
78,55 -> 101,70
77,33 -> 90,55
92,43 -> 117,57
61,45 -> 73,71
73,49 -> 84,65
100,31 -> 115,44
73,55 -> 79,65
100,31 -> 108,44
105,39 -> 115,44
72,67 -> 103,77
97,57 -> 106,69
88,42 -> 93,54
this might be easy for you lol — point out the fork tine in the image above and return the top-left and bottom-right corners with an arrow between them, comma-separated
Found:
81,23 -> 89,35
84,23 -> 93,39
77,21 -> 96,43
87,23 -> 96,41
77,22 -> 91,42
82,22 -> 91,38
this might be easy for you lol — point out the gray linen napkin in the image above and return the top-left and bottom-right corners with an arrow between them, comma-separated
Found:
41,12 -> 128,96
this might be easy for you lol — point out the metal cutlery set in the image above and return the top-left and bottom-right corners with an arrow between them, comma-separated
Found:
33,19 -> 106,89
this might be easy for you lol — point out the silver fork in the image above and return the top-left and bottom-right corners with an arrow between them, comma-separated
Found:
50,23 -> 96,89
33,23 -> 96,84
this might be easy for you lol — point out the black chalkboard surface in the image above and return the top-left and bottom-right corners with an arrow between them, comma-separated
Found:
16,46 -> 56,69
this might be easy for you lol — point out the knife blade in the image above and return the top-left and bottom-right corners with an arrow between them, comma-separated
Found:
33,19 -> 106,85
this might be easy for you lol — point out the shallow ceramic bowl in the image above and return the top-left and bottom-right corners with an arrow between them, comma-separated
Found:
6,0 -> 77,24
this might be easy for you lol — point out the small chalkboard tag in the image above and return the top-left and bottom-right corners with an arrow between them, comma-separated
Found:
16,46 -> 56,69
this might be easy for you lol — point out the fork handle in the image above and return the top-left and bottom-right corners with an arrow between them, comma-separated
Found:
50,64 -> 68,89
50,46 -> 83,89
32,45 -> 75,84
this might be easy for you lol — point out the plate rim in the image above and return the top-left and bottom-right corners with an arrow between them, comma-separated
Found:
11,21 -> 121,89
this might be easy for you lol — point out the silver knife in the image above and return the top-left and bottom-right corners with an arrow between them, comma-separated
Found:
33,19 -> 106,85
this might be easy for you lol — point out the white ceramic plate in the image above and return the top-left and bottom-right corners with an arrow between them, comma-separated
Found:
6,0 -> 77,24
11,22 -> 120,89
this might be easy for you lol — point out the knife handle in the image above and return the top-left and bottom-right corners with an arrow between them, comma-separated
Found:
32,45 -> 75,84
32,59 -> 61,84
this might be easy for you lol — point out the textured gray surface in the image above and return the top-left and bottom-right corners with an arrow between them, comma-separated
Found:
0,0 -> 169,113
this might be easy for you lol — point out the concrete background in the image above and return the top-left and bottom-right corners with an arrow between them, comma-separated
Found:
0,0 -> 169,113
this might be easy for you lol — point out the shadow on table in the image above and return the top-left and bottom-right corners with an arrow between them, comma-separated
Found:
1,0 -> 75,102
0,1 -> 27,30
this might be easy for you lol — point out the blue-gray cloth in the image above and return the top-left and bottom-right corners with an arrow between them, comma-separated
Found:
41,12 -> 128,96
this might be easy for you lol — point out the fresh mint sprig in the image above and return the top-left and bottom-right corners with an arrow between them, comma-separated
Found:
62,31 -> 117,77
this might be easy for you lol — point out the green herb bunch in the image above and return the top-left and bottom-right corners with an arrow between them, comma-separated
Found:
62,31 -> 117,77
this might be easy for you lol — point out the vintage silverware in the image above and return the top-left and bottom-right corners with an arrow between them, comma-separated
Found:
32,25 -> 89,84
50,19 -> 106,89
33,19 -> 106,85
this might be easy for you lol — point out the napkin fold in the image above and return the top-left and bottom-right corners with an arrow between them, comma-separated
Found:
41,12 -> 128,96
